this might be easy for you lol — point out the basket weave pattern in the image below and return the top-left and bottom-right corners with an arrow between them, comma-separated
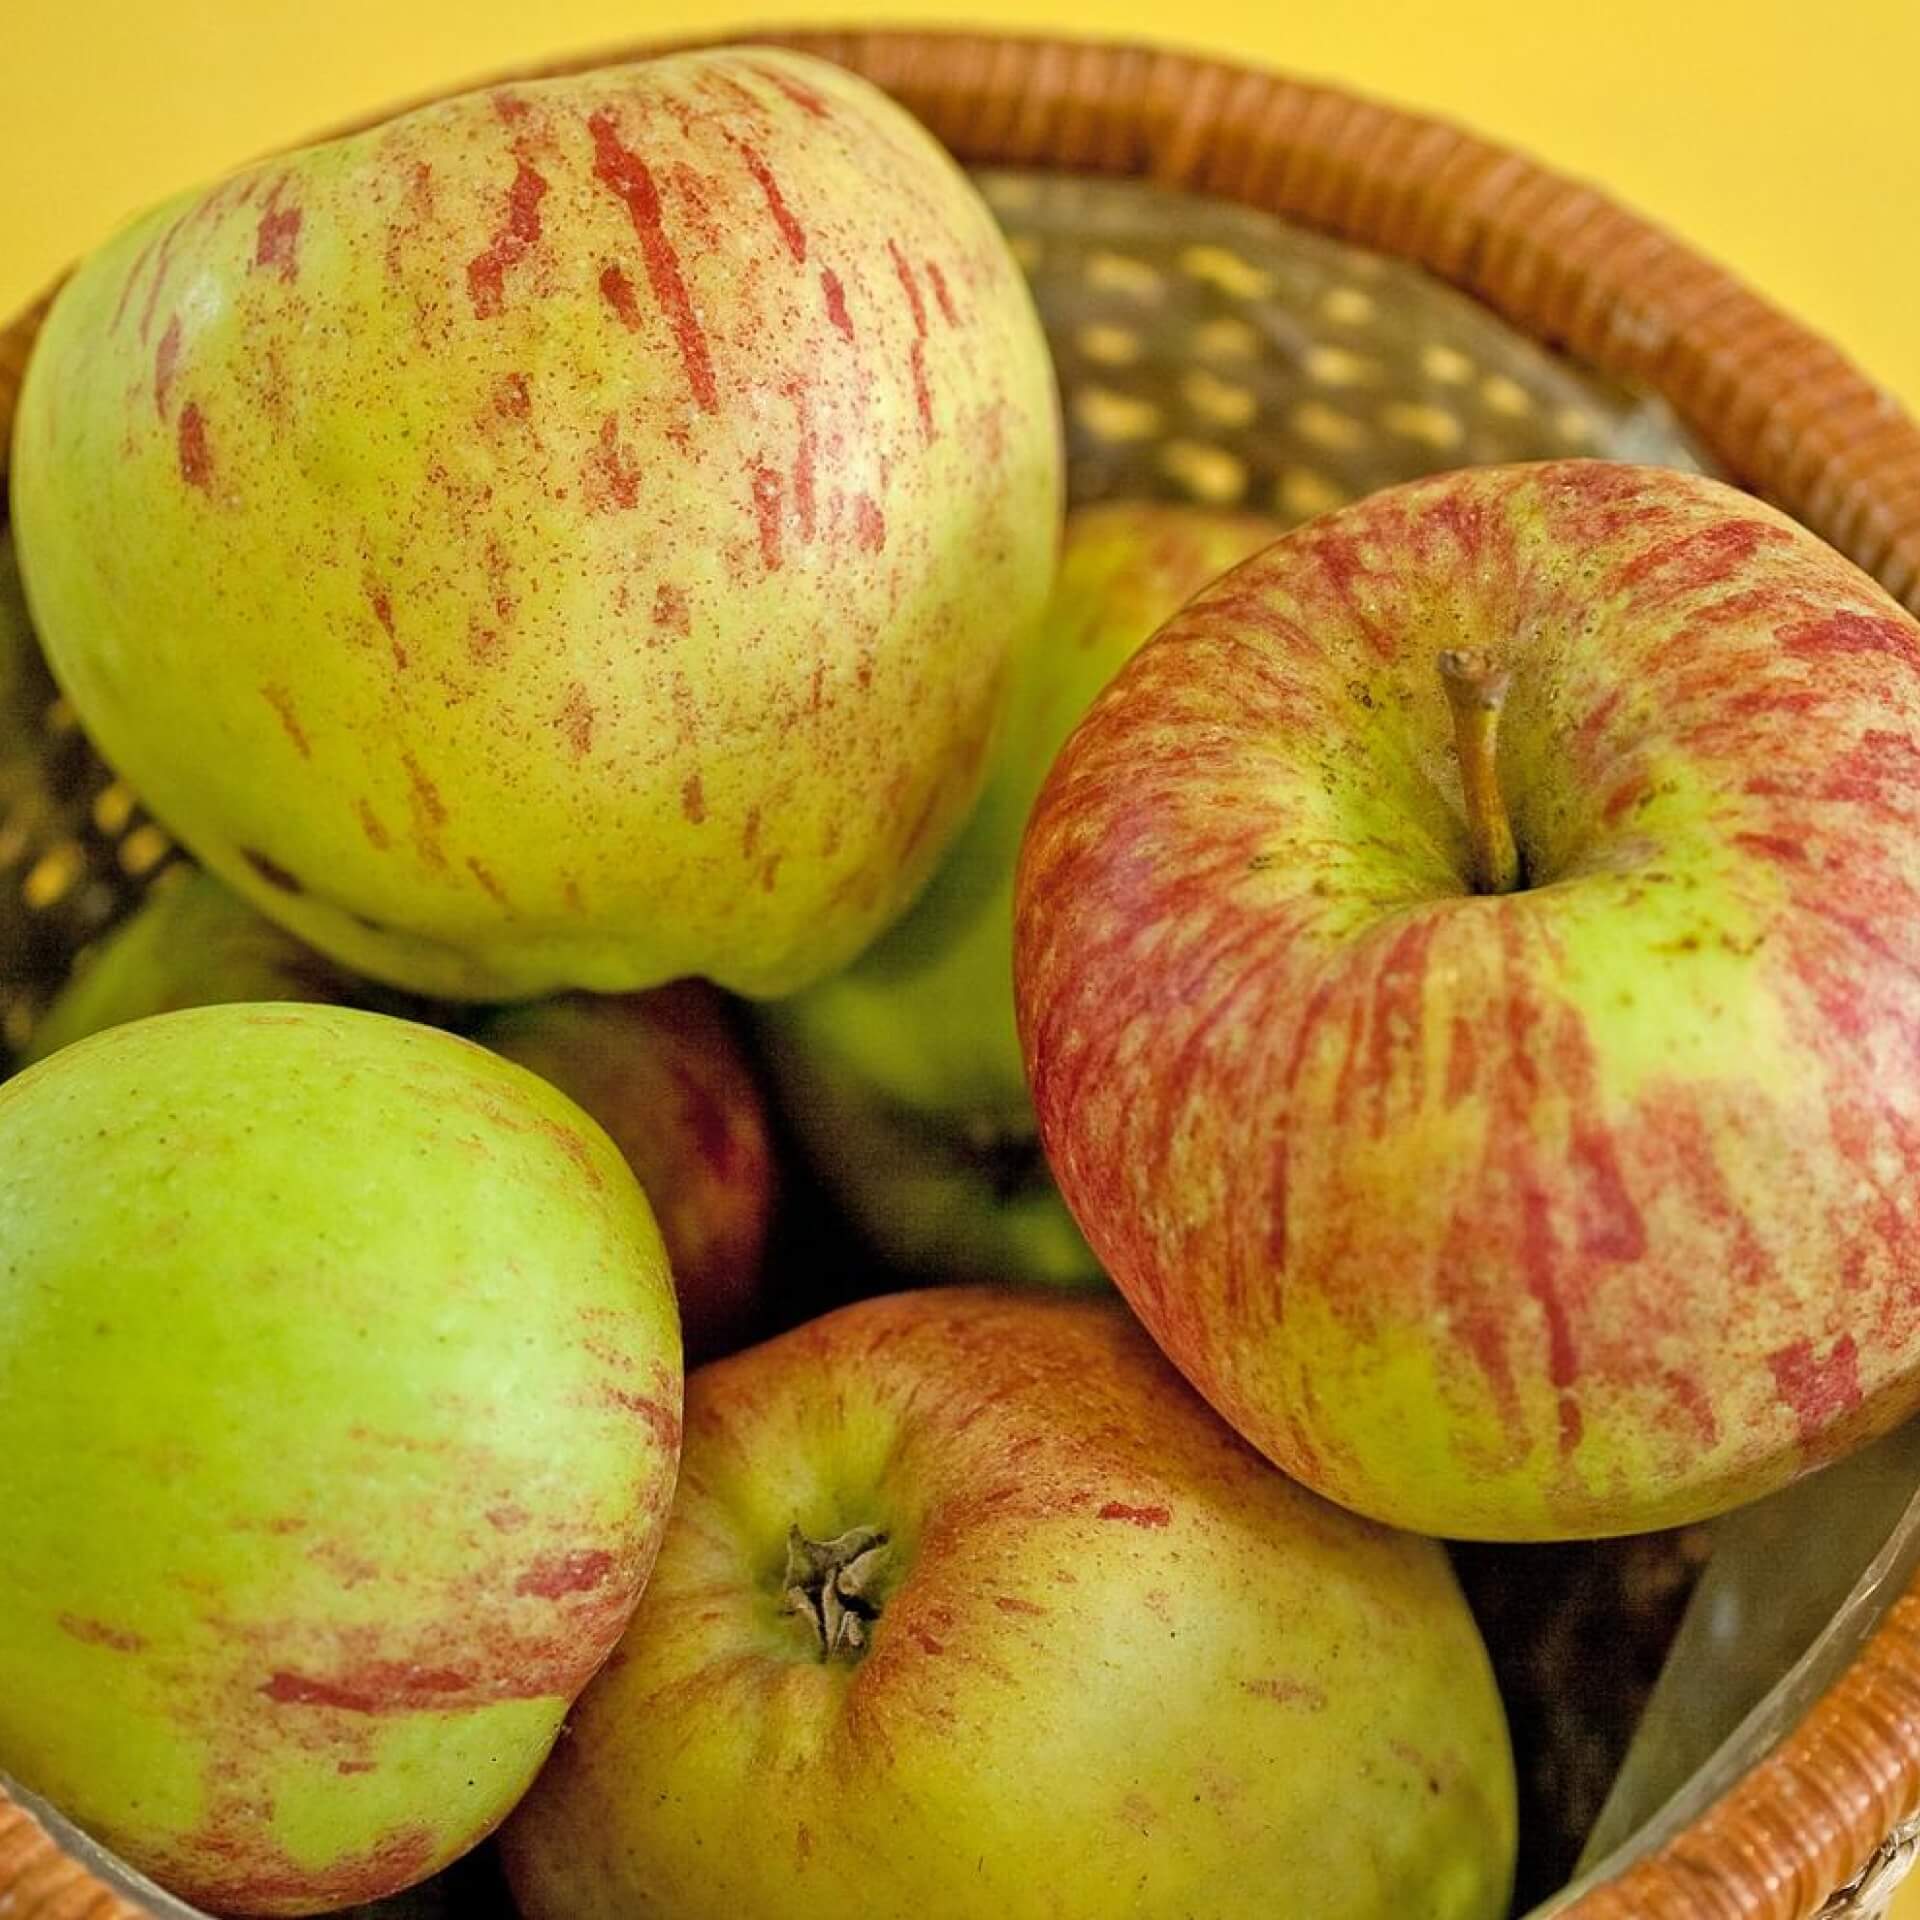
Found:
5,28 -> 1920,1920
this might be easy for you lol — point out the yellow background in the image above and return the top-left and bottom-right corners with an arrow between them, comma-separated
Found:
5,0 -> 1920,412
8,1 -> 1920,1908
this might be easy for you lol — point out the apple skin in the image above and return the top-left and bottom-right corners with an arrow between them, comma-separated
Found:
0,1004 -> 682,1914
762,505 -> 1278,1284
497,1287 -> 1516,1920
21,866 -> 407,1065
1016,460 -> 1920,1541
9,49 -> 1061,1002
480,985 -> 776,1364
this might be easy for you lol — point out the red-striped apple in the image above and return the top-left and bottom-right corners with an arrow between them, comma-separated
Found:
1017,461 -> 1920,1540
499,1288 -> 1515,1918
10,49 -> 1061,1001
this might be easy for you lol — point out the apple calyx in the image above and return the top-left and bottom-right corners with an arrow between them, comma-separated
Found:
781,1523 -> 892,1659
1437,649 -> 1524,896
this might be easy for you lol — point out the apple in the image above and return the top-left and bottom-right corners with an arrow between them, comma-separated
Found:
761,505 -> 1278,1284
21,865 -> 405,1065
25,870 -> 777,1361
498,1286 -> 1516,1920
1016,459 -> 1920,1541
480,985 -> 776,1364
0,1003 -> 681,1913
10,48 -> 1062,1003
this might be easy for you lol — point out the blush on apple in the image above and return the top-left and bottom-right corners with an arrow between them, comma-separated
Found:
480,985 -> 776,1364
498,1287 -> 1515,1919
1017,460 -> 1920,1541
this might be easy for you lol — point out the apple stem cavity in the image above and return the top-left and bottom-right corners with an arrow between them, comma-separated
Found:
1438,650 -> 1524,896
781,1522 -> 892,1660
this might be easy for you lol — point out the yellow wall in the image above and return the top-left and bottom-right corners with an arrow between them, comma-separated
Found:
4,0 -> 1919,409
6,4 -> 1920,1908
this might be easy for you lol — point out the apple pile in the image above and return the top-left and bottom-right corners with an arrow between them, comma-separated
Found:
3,38 -> 1917,1920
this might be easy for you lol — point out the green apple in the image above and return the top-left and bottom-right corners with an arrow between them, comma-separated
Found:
761,504 -> 1279,1284
0,1004 -> 681,1913
1018,461 -> 1920,1540
26,871 -> 778,1363
499,1287 -> 1515,1919
22,865 -> 404,1065
480,986 -> 776,1364
10,49 -> 1061,1002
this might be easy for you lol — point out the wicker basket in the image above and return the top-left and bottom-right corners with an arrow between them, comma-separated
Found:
5,27 -> 1920,1920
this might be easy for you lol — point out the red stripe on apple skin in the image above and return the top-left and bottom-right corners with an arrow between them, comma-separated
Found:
583,413 -> 641,514
1017,461 -> 1920,1538
1097,1502 -> 1172,1528
924,257 -> 959,326
733,141 -> 807,262
1781,608 -> 1920,670
514,1550 -> 616,1599
1611,517 -> 1787,607
749,463 -> 784,571
788,383 -> 818,542
599,263 -> 642,330
112,229 -> 162,333
262,1666 -> 475,1712
1362,918 -> 1436,1133
586,109 -> 718,413
254,192 -> 303,282
607,1388 -> 684,1457
888,240 -> 935,442
747,58 -> 833,119
173,1821 -> 439,1916
466,157 -> 547,319
1766,1336 -> 1863,1443
153,315 -> 182,418
820,265 -> 854,340
177,402 -> 213,489
58,1614 -> 147,1653
138,210 -> 193,347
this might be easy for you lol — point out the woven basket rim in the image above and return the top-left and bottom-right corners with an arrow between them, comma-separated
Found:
5,25 -> 1920,1920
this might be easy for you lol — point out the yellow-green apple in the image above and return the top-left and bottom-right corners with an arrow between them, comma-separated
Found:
1017,460 -> 1920,1541
480,985 -> 776,1363
0,1004 -> 681,1913
21,866 -> 407,1065
498,1287 -> 1516,1919
24,870 -> 777,1361
761,505 -> 1278,1284
10,49 -> 1061,1001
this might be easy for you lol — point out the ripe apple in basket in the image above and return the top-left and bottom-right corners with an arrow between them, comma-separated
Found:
760,504 -> 1278,1285
498,1288 -> 1516,1920
0,1004 -> 681,1913
8,47 -> 1061,1002
1017,460 -> 1920,1541
480,986 -> 776,1363
24,871 -> 777,1363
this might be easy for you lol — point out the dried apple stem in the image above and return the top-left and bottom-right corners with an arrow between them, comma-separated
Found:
781,1523 -> 892,1660
1438,650 -> 1522,896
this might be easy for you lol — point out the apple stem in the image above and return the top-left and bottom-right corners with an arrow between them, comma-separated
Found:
1438,650 -> 1523,896
781,1523 -> 892,1660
